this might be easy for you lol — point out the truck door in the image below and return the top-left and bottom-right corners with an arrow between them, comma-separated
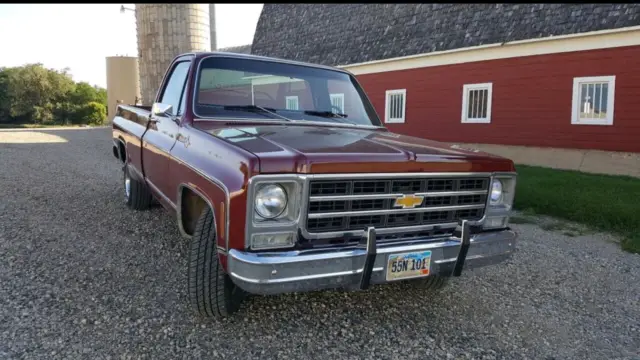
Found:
141,60 -> 191,206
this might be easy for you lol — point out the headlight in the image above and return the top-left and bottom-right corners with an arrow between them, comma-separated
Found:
247,176 -> 303,250
255,184 -> 288,219
484,173 -> 517,230
490,179 -> 503,205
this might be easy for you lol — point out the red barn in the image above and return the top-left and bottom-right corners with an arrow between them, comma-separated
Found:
249,4 -> 640,156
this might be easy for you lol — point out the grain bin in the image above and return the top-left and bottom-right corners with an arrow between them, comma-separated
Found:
134,4 -> 211,104
105,56 -> 141,119
209,4 -> 217,51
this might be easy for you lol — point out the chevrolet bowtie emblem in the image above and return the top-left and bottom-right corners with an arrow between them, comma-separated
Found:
393,194 -> 424,209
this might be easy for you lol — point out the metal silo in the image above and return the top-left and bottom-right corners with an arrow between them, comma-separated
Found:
209,4 -> 217,51
135,4 -> 211,104
105,56 -> 141,119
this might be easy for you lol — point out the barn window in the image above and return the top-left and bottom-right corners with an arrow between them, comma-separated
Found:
330,93 -> 345,113
461,83 -> 493,123
571,76 -> 615,126
285,96 -> 299,110
385,89 -> 406,123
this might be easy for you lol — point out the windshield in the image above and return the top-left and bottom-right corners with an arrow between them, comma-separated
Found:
193,56 -> 381,126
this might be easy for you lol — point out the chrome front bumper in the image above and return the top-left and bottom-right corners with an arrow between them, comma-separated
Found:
227,221 -> 517,295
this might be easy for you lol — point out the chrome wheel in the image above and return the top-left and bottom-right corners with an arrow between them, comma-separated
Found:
124,172 -> 131,202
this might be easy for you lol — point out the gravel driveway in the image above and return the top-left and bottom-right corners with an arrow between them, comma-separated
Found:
1,127 -> 639,360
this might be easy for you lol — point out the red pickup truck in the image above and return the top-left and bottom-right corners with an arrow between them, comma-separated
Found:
112,52 -> 517,318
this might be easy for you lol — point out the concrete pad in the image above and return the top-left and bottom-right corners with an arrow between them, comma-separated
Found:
579,150 -> 640,178
451,142 -> 640,179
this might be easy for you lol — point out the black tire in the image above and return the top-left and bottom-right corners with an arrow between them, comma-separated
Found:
188,206 -> 245,318
123,165 -> 152,210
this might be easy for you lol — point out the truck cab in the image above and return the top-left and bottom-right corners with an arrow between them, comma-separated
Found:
112,52 -> 517,318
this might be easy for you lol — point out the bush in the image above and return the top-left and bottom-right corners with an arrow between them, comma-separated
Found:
75,102 -> 107,125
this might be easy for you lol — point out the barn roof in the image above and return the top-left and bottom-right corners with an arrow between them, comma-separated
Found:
251,4 -> 640,66
217,44 -> 252,54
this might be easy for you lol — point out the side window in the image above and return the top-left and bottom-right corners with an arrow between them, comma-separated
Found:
159,61 -> 191,116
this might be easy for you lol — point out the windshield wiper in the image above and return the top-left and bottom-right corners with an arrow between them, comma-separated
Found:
303,110 -> 357,125
223,105 -> 293,122
304,110 -> 348,118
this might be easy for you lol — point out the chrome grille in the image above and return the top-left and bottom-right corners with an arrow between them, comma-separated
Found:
305,177 -> 489,233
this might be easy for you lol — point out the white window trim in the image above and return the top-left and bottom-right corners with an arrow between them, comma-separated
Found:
329,93 -> 345,113
384,89 -> 407,123
285,95 -> 299,110
571,75 -> 615,126
461,82 -> 493,124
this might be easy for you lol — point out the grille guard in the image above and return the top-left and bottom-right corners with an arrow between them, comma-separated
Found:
356,219 -> 471,290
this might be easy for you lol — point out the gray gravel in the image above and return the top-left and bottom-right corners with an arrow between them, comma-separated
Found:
0,127 -> 639,360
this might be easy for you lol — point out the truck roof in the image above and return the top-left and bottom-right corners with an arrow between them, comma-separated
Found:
185,51 -> 351,75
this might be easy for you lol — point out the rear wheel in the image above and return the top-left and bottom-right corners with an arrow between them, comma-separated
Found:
123,165 -> 152,210
188,206 -> 245,318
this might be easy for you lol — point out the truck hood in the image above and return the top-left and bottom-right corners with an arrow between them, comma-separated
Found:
196,123 -> 515,174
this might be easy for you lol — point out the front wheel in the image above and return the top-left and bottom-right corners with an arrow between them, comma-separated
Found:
188,206 -> 245,318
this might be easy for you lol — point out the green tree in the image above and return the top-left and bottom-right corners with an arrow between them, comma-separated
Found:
94,86 -> 107,108
71,82 -> 102,105
12,64 -> 50,122
0,64 -> 108,126
47,67 -> 77,124
0,68 -> 14,123
4,64 -> 75,124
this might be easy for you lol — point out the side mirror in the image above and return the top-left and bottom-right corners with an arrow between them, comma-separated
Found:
151,102 -> 173,117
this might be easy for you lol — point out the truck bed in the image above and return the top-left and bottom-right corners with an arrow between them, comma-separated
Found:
115,105 -> 152,124
124,104 -> 152,113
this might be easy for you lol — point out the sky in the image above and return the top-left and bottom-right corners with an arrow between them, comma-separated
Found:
0,4 -> 263,88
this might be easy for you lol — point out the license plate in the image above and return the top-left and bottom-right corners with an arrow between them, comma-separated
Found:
386,250 -> 432,281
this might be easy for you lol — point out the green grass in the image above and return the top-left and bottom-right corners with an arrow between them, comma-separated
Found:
514,164 -> 640,254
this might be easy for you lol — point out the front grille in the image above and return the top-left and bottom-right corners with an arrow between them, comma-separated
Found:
305,177 -> 489,233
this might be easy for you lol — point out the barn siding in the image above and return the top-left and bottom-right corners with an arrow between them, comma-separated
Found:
356,45 -> 640,153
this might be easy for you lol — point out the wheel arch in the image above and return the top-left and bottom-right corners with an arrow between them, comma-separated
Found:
178,183 -> 217,239
112,137 -> 127,163
117,137 -> 126,163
